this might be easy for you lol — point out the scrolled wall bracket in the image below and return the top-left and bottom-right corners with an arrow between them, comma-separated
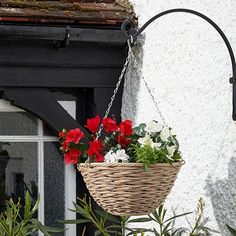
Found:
121,8 -> 236,120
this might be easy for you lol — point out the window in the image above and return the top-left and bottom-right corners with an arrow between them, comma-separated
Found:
0,99 -> 76,236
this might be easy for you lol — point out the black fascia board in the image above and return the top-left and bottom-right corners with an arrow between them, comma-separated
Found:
0,24 -> 128,89
0,24 -> 128,45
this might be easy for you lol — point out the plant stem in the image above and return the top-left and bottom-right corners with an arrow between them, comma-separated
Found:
82,226 -> 86,236
121,217 -> 127,236
189,199 -> 204,235
160,222 -> 163,236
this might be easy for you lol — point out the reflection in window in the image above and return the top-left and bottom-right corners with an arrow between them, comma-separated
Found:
0,142 -> 38,211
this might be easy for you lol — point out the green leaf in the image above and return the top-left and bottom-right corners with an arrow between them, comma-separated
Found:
133,123 -> 146,136
127,217 -> 152,223
58,219 -> 91,224
172,227 -> 188,236
153,228 -> 161,236
164,212 -> 193,223
163,221 -> 172,232
95,210 -> 121,224
31,219 -> 64,234
72,202 -> 86,215
94,229 -> 102,236
24,191 -> 31,220
31,196 -> 40,216
40,225 -> 65,233
132,228 -> 154,233
30,220 -> 51,236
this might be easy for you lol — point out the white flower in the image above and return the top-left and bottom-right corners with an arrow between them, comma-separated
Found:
160,127 -> 170,142
104,149 -> 129,163
138,134 -> 154,147
104,150 -> 116,163
115,149 -> 129,163
144,121 -> 163,133
153,142 -> 162,149
166,145 -> 176,160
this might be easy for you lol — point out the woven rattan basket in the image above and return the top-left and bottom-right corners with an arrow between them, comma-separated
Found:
78,162 -> 183,216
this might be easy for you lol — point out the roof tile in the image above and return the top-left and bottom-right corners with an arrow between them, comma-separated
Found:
0,0 -> 136,26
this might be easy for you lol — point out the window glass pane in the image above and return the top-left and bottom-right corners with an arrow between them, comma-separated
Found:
44,142 -> 64,235
0,142 -> 38,212
0,112 -> 38,135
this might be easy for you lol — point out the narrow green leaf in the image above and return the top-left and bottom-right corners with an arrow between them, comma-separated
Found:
72,202 -> 86,215
95,210 -> 121,224
127,217 -> 152,223
58,219 -> 90,224
164,211 -> 193,223
31,196 -> 40,215
94,229 -> 102,236
30,220 -> 51,236
163,221 -> 172,232
158,205 -> 164,218
153,228 -> 161,236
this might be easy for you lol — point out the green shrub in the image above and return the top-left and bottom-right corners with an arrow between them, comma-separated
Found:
0,191 -> 63,236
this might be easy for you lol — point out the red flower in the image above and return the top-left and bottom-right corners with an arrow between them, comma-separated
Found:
61,140 -> 70,151
119,120 -> 132,136
85,115 -> 101,133
65,128 -> 84,144
64,148 -> 81,165
87,139 -> 104,162
59,129 -> 67,138
118,135 -> 132,148
102,118 -> 118,133
94,153 -> 105,162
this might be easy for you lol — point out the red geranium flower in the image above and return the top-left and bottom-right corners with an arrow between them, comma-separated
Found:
59,129 -> 67,138
119,120 -> 132,136
102,118 -> 118,133
64,148 -> 81,165
85,115 -> 100,133
94,153 -> 105,162
118,135 -> 132,148
65,128 -> 84,144
61,140 -> 70,151
87,139 -> 104,162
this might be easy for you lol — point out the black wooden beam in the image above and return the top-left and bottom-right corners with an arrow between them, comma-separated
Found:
0,25 -> 127,45
0,67 -> 122,88
2,88 -> 88,135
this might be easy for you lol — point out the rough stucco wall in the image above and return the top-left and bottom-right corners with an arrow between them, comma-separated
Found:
122,0 -> 236,234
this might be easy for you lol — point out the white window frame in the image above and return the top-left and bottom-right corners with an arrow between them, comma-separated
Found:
0,99 -> 76,236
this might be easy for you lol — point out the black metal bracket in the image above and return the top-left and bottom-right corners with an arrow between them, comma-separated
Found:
52,26 -> 70,49
230,77 -> 236,84
121,8 -> 236,120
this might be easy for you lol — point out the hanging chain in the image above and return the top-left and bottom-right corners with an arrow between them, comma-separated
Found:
142,73 -> 168,126
96,38 -> 133,139
129,51 -> 168,126
96,36 -> 168,140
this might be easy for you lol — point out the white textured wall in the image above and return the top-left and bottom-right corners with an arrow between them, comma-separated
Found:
122,0 -> 236,234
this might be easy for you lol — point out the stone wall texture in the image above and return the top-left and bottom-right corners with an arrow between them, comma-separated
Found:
122,0 -> 236,234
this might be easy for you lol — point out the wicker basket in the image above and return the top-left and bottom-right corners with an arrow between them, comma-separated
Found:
78,162 -> 183,216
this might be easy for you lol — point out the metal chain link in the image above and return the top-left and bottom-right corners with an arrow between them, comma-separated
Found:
96,37 -> 168,139
96,38 -> 133,139
129,51 -> 168,126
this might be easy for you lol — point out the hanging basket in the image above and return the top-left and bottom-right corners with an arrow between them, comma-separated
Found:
78,161 -> 183,216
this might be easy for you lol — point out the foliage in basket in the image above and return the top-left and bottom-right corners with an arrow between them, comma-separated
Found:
59,115 -> 182,170
0,191 -> 63,236
61,196 -> 217,236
